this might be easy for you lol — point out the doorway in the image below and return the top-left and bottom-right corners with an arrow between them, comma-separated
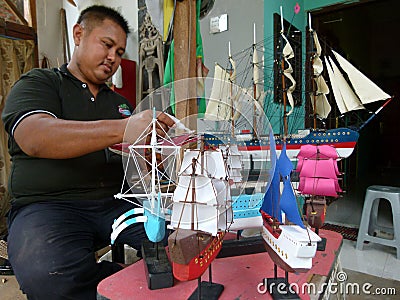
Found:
312,0 -> 400,197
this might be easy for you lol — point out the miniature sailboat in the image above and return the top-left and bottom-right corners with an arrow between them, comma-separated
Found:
111,110 -> 183,244
259,9 -> 320,272
296,144 -> 342,229
260,134 -> 321,273
168,145 -> 233,281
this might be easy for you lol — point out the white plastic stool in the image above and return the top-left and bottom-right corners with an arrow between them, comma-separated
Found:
356,185 -> 400,259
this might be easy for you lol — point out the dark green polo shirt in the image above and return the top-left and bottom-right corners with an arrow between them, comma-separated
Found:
2,64 -> 133,207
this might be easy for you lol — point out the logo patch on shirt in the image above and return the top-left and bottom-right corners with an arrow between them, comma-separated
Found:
118,104 -> 131,118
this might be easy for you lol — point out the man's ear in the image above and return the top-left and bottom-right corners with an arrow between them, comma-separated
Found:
73,23 -> 84,46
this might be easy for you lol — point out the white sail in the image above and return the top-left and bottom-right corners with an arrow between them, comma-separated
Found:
325,56 -> 365,114
205,64 -> 232,121
170,202 -> 221,235
227,154 -> 242,169
219,144 -> 242,184
213,178 -> 233,228
313,56 -> 324,76
310,31 -> 331,119
173,175 -> 217,205
311,32 -> 324,80
313,31 -> 322,57
310,94 -> 331,119
281,33 -> 296,116
170,149 -> 232,235
315,75 -> 329,94
332,50 -> 390,104
179,149 -> 227,179
324,57 -> 347,114
229,56 -> 237,82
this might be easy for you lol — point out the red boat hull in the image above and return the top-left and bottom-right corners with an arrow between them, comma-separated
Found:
171,231 -> 224,281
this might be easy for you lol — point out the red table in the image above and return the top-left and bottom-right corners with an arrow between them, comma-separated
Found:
97,229 -> 343,299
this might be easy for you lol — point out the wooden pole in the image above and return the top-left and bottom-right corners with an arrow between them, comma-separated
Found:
61,8 -> 71,64
173,0 -> 197,131
29,0 -> 39,67
253,44 -> 258,140
281,58 -> 288,139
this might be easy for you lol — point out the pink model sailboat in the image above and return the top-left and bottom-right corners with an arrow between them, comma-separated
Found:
296,144 -> 342,231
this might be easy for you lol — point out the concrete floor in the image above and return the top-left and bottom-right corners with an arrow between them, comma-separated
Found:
0,276 -> 26,300
1,192 -> 400,299
326,191 -> 400,282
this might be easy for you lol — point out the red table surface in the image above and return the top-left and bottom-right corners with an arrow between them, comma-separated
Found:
97,229 -> 343,299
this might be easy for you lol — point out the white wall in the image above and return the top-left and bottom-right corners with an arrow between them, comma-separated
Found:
64,0 -> 139,62
35,0 -> 139,68
200,0 -> 264,81
35,0 -> 63,67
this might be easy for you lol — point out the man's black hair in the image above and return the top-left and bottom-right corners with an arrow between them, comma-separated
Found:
77,5 -> 130,35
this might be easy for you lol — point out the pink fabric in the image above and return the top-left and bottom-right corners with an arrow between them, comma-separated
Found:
300,158 -> 339,178
297,144 -> 338,159
301,177 -> 339,197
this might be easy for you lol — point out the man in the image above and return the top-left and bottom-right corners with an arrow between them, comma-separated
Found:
2,5 -> 174,299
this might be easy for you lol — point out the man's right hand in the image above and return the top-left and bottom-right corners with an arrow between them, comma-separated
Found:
124,110 -> 175,145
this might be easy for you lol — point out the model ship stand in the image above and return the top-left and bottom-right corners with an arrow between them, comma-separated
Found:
141,238 -> 173,290
264,264 -> 300,300
187,266 -> 224,300
316,231 -> 327,252
306,198 -> 327,251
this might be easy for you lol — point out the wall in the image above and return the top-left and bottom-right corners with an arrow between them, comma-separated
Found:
35,0 -> 64,67
199,0 -> 264,79
63,0 -> 139,63
33,0 -> 139,68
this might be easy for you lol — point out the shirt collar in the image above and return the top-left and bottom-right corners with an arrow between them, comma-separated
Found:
58,64 -> 110,91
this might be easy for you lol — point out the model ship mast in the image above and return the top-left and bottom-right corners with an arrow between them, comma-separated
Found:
252,23 -> 259,139
280,10 -> 288,139
228,41 -> 235,138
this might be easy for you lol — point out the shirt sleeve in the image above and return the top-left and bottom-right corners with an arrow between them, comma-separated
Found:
2,68 -> 62,137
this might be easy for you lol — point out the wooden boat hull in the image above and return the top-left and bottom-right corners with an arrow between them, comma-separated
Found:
263,240 -> 308,273
305,198 -> 327,229
168,231 -> 224,281
260,211 -> 320,273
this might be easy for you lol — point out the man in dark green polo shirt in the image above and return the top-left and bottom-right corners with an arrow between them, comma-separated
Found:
2,5 -> 173,300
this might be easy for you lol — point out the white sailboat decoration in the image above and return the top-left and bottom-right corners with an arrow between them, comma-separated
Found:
260,132 -> 321,272
167,144 -> 233,281
111,110 -> 185,244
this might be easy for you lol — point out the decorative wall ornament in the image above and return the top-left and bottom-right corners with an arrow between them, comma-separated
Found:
138,12 -> 164,102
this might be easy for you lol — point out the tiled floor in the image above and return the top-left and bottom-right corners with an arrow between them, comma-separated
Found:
325,190 -> 400,282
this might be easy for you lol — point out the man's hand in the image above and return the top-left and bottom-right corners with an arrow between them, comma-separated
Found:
124,110 -> 175,144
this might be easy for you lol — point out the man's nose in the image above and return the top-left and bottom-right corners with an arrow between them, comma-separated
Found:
107,49 -> 117,62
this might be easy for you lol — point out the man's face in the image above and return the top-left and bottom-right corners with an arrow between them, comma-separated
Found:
75,19 -> 127,85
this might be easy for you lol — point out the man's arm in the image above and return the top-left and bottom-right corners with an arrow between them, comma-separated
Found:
14,111 -> 174,159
